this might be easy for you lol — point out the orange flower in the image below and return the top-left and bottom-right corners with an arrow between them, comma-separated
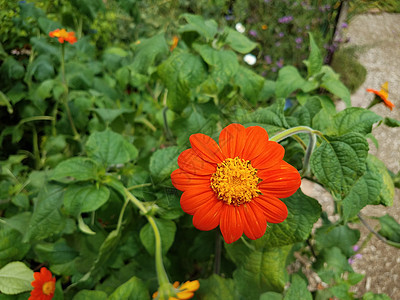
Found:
49,29 -> 77,44
29,267 -> 56,300
366,81 -> 395,110
171,124 -> 301,244
170,36 -> 179,51
153,280 -> 200,300
261,24 -> 268,30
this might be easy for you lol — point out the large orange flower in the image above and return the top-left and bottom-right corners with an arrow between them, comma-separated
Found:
29,267 -> 56,300
366,81 -> 395,111
153,280 -> 200,300
171,123 -> 301,244
49,29 -> 77,44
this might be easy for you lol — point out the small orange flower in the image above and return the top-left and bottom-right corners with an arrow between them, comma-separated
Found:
153,280 -> 200,300
49,29 -> 77,44
171,124 -> 301,244
170,36 -> 179,51
29,267 -> 56,300
366,81 -> 395,111
261,24 -> 268,30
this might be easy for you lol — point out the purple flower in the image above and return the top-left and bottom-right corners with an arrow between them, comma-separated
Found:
278,15 -> 293,24
278,32 -> 284,38
348,258 -> 354,265
353,245 -> 360,251
264,55 -> 272,64
276,58 -> 284,68
355,253 -> 363,259
295,37 -> 303,44
341,22 -> 348,28
249,30 -> 257,37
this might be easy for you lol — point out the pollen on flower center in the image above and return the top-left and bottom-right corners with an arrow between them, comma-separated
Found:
42,281 -> 55,295
210,157 -> 261,206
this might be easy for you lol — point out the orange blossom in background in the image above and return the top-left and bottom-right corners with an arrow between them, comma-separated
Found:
29,267 -> 56,300
366,81 -> 395,111
171,123 -> 301,244
49,28 -> 77,44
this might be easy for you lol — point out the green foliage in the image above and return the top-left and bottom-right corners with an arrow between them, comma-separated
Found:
0,1 -> 398,299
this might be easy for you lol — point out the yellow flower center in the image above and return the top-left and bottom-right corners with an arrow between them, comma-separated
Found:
211,157 -> 261,206
42,281 -> 55,296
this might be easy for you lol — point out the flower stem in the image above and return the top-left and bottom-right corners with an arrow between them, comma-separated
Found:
270,126 -> 323,176
124,188 -> 170,288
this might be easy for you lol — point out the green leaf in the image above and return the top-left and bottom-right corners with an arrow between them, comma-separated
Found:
63,183 -> 110,216
368,155 -> 394,206
383,117 -> 400,127
86,130 -> 138,166
131,34 -> 169,74
233,66 -> 265,104
52,157 -> 101,183
24,184 -> 66,242
73,290 -> 108,300
70,0 -> 104,20
315,225 -> 360,257
0,262 -> 33,295
260,292 -> 283,300
310,133 -> 369,198
224,27 -> 258,54
158,51 -> 207,112
0,225 -> 30,268
30,54 -> 55,81
258,80 -> 276,101
378,214 -> 400,243
284,274 -> 312,300
305,33 -> 322,76
198,274 -> 239,300
0,57 -> 24,80
140,218 -> 176,256
108,276 -> 149,300
0,91 -> 13,114
314,247 -> 352,282
149,146 -> 179,183
179,14 -> 218,41
275,66 -> 317,98
229,244 -> 292,298
333,107 -> 382,135
341,156 -> 383,221
34,238 -> 78,265
253,190 -> 321,249
321,66 -> 351,107
92,108 -> 134,124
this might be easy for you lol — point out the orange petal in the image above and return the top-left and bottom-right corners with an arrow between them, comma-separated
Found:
219,123 -> 246,158
251,141 -> 285,169
382,98 -> 395,110
258,161 -> 301,198
220,205 -> 244,243
178,149 -> 216,175
241,203 -> 267,240
176,291 -> 194,299
190,133 -> 225,163
180,280 -> 200,292
180,186 -> 217,215
241,126 -> 270,161
171,169 -> 211,191
254,195 -> 288,223
192,199 -> 223,231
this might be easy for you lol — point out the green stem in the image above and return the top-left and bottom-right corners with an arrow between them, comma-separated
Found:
32,126 -> 41,170
124,188 -> 170,287
162,106 -> 173,141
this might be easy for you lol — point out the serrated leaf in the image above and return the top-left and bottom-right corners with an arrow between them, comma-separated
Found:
149,146 -> 179,183
179,14 -> 218,41
306,33 -> 322,76
233,66 -> 265,104
333,107 -> 382,135
198,274 -> 239,300
228,244 -> 291,298
315,225 -> 360,257
52,157 -> 101,183
0,262 -> 33,295
63,183 -> 110,216
253,190 -> 321,249
310,133 -> 369,198
73,289 -> 108,300
108,276 -> 149,300
260,292 -> 283,300
86,130 -> 138,166
158,51 -> 207,112
284,274 -> 312,300
368,155 -> 394,206
140,218 -> 176,256
24,184 -> 66,242
224,27 -> 258,54
341,156 -> 383,221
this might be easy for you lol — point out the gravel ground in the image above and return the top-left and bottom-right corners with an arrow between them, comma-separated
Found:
302,12 -> 400,299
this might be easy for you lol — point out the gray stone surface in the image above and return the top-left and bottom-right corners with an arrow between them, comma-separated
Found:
302,12 -> 400,299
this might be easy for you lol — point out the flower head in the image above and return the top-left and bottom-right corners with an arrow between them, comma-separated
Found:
29,267 -> 56,300
49,29 -> 77,44
366,81 -> 395,110
153,280 -> 200,300
243,54 -> 257,66
278,16 -> 293,24
171,124 -> 301,243
235,23 -> 245,33
170,36 -> 179,51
